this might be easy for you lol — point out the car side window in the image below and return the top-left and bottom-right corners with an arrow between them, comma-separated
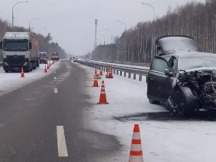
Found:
151,57 -> 169,73
157,45 -> 164,55
169,56 -> 178,73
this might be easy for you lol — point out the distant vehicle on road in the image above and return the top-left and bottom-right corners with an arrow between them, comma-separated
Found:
73,57 -> 78,62
147,35 -> 216,116
0,32 -> 39,72
51,52 -> 59,61
38,52 -> 48,64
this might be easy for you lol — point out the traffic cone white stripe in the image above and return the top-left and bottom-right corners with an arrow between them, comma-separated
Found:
100,91 -> 106,94
129,156 -> 144,162
130,144 -> 143,151
132,133 -> 141,139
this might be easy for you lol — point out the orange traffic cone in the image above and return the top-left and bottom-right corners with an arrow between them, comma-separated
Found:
100,69 -> 103,76
47,64 -> 50,69
106,66 -> 113,78
92,75 -> 99,87
98,80 -> 108,104
20,68 -> 25,78
106,72 -> 113,78
129,124 -> 144,162
44,65 -> 47,73
108,71 -> 113,78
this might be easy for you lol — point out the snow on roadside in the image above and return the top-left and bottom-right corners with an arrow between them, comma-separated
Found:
79,63 -> 216,162
0,61 -> 60,96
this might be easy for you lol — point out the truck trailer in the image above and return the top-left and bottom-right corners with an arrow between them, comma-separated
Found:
0,32 -> 39,72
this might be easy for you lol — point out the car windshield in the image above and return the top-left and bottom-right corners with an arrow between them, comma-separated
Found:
39,52 -> 47,57
3,40 -> 28,51
158,37 -> 198,54
178,56 -> 216,70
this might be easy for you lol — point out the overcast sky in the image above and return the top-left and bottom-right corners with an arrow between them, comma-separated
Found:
0,0 -> 206,55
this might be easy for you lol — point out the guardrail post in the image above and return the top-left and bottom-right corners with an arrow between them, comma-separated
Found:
117,70 -> 119,75
128,72 -> 131,78
139,74 -> 142,81
124,71 -> 126,77
133,73 -> 136,80
113,69 -> 116,74
120,70 -> 122,76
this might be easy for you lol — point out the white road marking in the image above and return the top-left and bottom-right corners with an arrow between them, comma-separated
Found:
54,76 -> 57,80
56,126 -> 68,157
54,88 -> 58,94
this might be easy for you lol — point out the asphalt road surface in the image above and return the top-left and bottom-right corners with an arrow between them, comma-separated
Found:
0,60 -> 121,162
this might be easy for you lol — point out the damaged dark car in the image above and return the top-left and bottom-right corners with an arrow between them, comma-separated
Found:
147,35 -> 216,116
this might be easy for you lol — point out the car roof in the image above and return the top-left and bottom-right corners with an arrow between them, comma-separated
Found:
155,35 -> 194,43
161,51 -> 216,59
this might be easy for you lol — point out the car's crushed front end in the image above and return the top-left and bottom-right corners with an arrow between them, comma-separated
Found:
177,69 -> 216,110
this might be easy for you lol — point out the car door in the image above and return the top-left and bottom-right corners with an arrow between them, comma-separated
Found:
147,57 -> 175,102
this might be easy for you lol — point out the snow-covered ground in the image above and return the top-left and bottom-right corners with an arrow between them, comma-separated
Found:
78,63 -> 216,162
0,61 -> 60,96
1,60 -> 216,162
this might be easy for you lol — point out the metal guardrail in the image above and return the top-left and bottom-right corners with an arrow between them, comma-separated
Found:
76,59 -> 150,81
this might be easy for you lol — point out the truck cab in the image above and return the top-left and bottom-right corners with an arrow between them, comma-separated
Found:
51,52 -> 59,61
0,32 -> 39,72
38,52 -> 48,64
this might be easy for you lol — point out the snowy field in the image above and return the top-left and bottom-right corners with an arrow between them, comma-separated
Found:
1,60 -> 216,162
78,63 -> 216,162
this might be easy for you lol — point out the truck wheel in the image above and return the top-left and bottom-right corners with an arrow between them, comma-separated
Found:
32,63 -> 36,69
171,87 -> 196,116
26,64 -> 32,72
36,61 -> 39,67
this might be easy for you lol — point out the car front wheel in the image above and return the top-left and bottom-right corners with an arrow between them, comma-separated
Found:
170,87 -> 196,116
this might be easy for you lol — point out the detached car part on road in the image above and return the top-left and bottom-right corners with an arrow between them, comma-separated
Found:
147,35 -> 216,116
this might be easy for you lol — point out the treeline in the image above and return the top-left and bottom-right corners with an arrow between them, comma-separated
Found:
91,0 -> 216,63
0,19 -> 67,59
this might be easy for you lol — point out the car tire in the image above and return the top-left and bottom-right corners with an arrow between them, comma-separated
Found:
171,87 -> 196,116
149,98 -> 160,104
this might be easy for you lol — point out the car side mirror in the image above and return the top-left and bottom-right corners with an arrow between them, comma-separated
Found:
165,69 -> 174,76
157,46 -> 163,56
0,42 -> 2,49
29,42 -> 32,50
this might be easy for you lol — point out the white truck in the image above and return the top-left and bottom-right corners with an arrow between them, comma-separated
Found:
0,32 -> 39,72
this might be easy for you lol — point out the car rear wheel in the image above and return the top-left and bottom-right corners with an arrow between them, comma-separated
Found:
149,98 -> 160,104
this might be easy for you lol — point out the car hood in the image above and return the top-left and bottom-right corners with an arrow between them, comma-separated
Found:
185,67 -> 216,72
